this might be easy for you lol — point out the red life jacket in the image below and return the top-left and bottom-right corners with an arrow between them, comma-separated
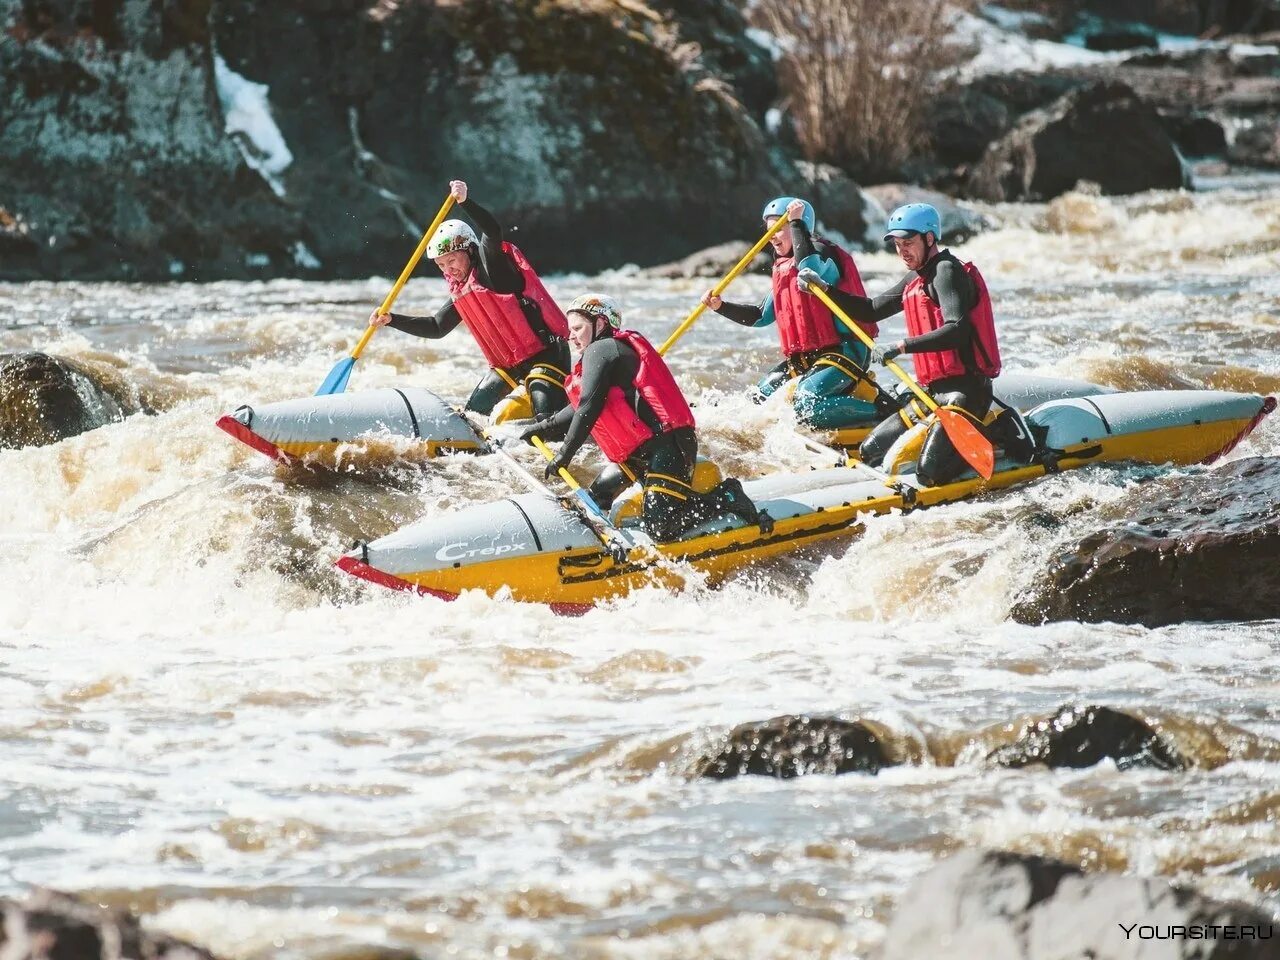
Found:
771,241 -> 872,356
563,329 -> 696,464
447,242 -> 570,370
903,258 -> 1002,385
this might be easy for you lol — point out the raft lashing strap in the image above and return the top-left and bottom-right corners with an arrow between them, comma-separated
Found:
391,388 -> 421,439
507,497 -> 545,552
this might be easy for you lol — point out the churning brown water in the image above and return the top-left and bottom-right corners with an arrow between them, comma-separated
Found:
2,183 -> 1279,958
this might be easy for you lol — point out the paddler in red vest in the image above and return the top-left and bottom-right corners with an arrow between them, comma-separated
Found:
525,295 -> 769,542
799,203 -> 1002,486
700,197 -> 892,429
370,180 -> 570,419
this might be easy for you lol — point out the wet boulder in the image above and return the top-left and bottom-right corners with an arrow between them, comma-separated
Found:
966,81 -> 1187,202
1012,455 -> 1280,627
1083,27 -> 1158,53
879,849 -> 1278,960
1230,119 -> 1280,169
1163,113 -> 1228,157
924,86 -> 1013,168
985,704 -> 1185,772
796,162 -> 883,250
697,715 -> 896,779
0,888 -> 219,960
0,352 -> 140,448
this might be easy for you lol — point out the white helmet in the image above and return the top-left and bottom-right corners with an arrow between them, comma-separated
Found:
427,219 -> 477,259
567,293 -> 623,329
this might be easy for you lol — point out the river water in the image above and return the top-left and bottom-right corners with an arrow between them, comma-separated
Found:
2,183 -> 1279,959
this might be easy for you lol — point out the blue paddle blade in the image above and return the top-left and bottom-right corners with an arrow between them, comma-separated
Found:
574,488 -> 611,524
316,357 -> 356,396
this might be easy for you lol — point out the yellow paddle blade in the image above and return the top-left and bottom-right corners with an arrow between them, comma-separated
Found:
936,407 -> 995,480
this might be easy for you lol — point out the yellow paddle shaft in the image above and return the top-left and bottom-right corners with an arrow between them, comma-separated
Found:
350,194 -> 458,362
807,284 -> 939,414
530,435 -> 580,489
657,214 -> 794,356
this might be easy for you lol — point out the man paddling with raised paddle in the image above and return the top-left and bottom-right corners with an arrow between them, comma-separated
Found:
799,203 -> 1002,486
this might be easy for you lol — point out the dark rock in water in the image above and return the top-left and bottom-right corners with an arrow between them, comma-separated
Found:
966,81 -> 1187,202
1163,113 -> 1228,156
1230,119 -> 1280,168
879,849 -> 1278,960
925,86 -> 1013,166
1082,0 -> 1199,35
1012,456 -> 1280,627
641,240 -> 768,280
697,715 -> 895,779
986,704 -> 1185,772
958,72 -> 1086,127
0,888 -> 219,959
0,352 -> 142,448
1085,28 -> 1158,53
864,185 -> 990,244
795,161 -> 882,250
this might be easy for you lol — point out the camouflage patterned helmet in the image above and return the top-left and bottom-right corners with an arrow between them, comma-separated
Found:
427,219 -> 477,259
567,293 -> 623,329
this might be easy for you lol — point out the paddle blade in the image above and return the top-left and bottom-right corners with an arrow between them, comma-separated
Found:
316,357 -> 356,396
936,407 -> 995,480
574,488 -> 611,524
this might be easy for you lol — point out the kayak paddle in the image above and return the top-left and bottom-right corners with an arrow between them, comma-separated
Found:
316,193 -> 457,396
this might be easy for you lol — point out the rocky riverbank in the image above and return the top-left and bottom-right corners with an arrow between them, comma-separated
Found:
2,2 -> 1277,281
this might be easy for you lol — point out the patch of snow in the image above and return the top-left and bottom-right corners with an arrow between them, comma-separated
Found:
1227,42 -> 1280,59
168,259 -> 185,277
291,241 -> 321,271
765,107 -> 783,135
979,4 -> 1052,33
949,8 -> 1117,78
213,55 -> 294,197
745,26 -> 786,62
244,252 -> 271,268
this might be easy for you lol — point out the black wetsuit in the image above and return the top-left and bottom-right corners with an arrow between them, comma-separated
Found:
537,333 -> 764,541
385,199 -> 570,418
828,250 -> 994,486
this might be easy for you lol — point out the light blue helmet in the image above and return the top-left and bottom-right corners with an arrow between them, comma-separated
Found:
884,203 -> 942,243
762,196 -> 816,234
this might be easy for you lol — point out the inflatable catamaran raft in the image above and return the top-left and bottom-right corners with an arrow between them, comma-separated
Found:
216,371 -> 1111,465
337,390 -> 1274,612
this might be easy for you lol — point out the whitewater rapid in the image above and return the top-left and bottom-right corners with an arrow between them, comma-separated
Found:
2,183 -> 1278,958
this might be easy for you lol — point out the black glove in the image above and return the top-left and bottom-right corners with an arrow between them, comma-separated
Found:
796,267 -> 828,294
544,454 -> 569,481
878,344 -> 904,364
516,418 -> 550,445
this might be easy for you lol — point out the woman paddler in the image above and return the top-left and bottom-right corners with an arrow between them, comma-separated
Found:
700,197 -> 894,429
524,295 -> 770,543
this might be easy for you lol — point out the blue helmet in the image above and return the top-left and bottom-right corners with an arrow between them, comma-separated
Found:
884,203 -> 942,243
762,196 -> 816,234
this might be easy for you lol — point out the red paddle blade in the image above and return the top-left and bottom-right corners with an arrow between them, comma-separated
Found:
936,407 -> 995,480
